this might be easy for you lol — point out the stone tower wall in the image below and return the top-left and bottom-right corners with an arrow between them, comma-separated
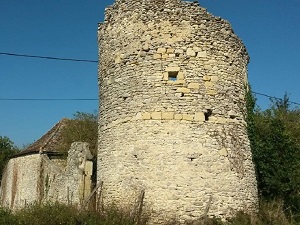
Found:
97,0 -> 258,223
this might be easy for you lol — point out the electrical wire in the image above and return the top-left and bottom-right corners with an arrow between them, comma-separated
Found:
0,52 -> 98,63
252,91 -> 300,107
1,51 -> 300,106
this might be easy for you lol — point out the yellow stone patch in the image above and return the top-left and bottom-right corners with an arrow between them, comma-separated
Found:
157,48 -> 166,54
142,112 -> 151,120
177,72 -> 184,80
163,72 -> 169,81
219,148 -> 228,157
194,112 -> 205,122
162,112 -> 174,120
197,51 -> 207,58
167,48 -> 175,53
165,66 -> 180,72
205,82 -> 213,88
162,54 -> 169,59
174,114 -> 183,120
182,114 -> 194,121
207,90 -> 217,95
153,54 -> 162,59
151,112 -> 162,120
203,75 -> 211,81
211,76 -> 219,82
177,88 -> 191,93
188,83 -> 200,89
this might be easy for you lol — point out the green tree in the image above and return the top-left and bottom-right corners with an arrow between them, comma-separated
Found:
0,136 -> 18,182
58,111 -> 98,158
250,94 -> 300,214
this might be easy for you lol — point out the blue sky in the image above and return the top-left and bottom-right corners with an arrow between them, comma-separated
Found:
0,0 -> 299,148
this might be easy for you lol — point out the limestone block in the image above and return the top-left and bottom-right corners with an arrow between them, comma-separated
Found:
167,48 -> 175,53
203,76 -> 211,81
162,112 -> 174,120
228,110 -> 237,118
207,90 -> 217,95
107,77 -> 115,85
153,54 -> 162,59
162,54 -> 169,59
143,43 -> 150,51
139,51 -> 147,57
211,76 -> 219,82
168,54 -> 176,58
194,112 -> 205,122
193,46 -> 201,52
204,65 -> 212,70
135,112 -> 142,120
174,114 -> 183,120
197,51 -> 207,58
165,66 -> 180,72
188,83 -> 200,89
115,55 -> 122,63
177,72 -> 184,80
175,49 -> 184,54
205,82 -> 213,88
163,72 -> 169,81
151,112 -> 162,120
153,72 -> 163,79
219,148 -> 228,157
182,114 -> 194,121
216,117 -> 227,124
172,80 -> 186,85
142,112 -> 151,120
186,48 -> 196,56
157,48 -> 166,54
176,88 -> 191,93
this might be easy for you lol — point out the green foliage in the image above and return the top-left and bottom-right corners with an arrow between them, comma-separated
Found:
0,202 -> 145,225
0,136 -> 18,182
58,111 -> 98,158
0,199 -> 298,225
248,93 -> 300,216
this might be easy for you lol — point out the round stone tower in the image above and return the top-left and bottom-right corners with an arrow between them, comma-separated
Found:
97,0 -> 258,223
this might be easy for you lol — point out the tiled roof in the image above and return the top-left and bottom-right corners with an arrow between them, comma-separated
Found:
13,118 -> 69,157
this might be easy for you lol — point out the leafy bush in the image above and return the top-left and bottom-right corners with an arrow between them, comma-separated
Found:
0,136 -> 19,182
247,92 -> 300,215
58,111 -> 98,158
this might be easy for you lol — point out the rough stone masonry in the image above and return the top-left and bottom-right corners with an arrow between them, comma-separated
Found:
97,0 -> 258,223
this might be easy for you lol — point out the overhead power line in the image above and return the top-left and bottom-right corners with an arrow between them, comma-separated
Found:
1,52 -> 300,106
0,52 -> 98,63
252,91 -> 300,107
0,92 -> 300,106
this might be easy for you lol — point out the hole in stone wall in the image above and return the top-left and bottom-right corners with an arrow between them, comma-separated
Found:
175,53 -> 180,57
204,109 -> 212,121
181,93 -> 185,97
134,154 -> 138,159
123,96 -> 128,101
168,71 -> 178,81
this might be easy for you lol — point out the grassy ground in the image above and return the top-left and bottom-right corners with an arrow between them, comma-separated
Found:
0,200 -> 298,225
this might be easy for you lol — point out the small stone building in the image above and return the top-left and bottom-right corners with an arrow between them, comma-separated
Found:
97,0 -> 258,223
0,119 -> 94,209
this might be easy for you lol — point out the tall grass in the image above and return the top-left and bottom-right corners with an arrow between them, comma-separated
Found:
0,199 -> 298,225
